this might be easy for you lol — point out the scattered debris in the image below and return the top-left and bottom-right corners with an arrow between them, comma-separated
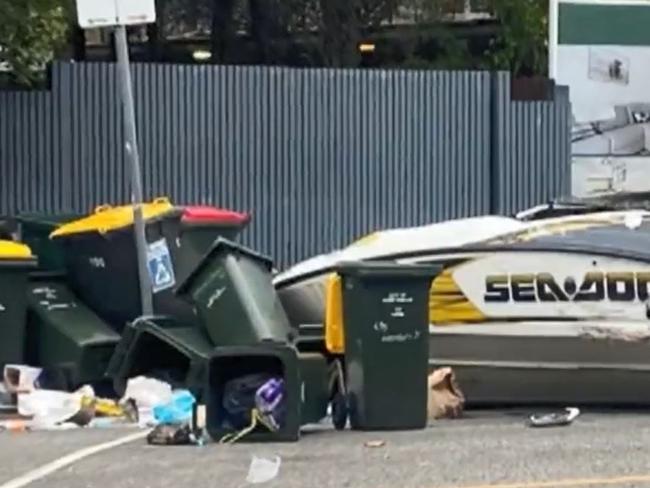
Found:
217,375 -> 286,444
146,403 -> 209,446
4,365 -> 43,394
0,418 -> 31,432
153,389 -> 195,425
246,456 -> 281,484
254,377 -> 285,432
88,417 -> 138,429
192,404 -> 208,446
121,376 -> 174,427
7,379 -> 149,431
67,400 -> 94,427
122,376 -> 173,409
147,424 -> 194,445
364,440 -> 386,448
427,367 -> 465,420
17,389 -> 84,430
527,407 -> 581,428
0,383 -> 15,411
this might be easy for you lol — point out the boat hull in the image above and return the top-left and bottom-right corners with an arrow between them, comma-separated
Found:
430,321 -> 650,406
273,209 -> 650,405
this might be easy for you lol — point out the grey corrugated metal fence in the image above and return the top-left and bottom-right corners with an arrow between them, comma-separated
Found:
0,62 -> 570,267
492,72 -> 571,215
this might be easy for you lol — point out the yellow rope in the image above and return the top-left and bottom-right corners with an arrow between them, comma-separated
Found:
218,408 -> 278,444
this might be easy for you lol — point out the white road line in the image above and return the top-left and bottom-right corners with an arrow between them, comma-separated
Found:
0,430 -> 150,488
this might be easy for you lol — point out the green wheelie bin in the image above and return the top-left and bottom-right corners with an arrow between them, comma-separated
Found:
172,206 -> 251,285
330,261 -> 439,431
107,315 -> 214,398
15,213 -> 81,272
25,274 -> 121,390
0,240 -> 37,366
205,344 -> 302,442
49,198 -> 250,330
176,238 -> 295,347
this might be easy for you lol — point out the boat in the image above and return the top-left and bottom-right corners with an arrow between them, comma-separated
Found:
273,196 -> 650,406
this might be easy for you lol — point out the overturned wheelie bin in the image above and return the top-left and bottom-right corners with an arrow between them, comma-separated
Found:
25,274 -> 121,390
107,315 -> 214,395
49,197 -> 251,330
176,239 -> 296,346
0,240 -> 36,367
107,237 -> 291,396
0,215 -> 120,389
177,239 -> 328,441
108,238 -> 329,441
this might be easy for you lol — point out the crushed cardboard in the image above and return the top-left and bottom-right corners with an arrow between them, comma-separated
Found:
427,367 -> 465,420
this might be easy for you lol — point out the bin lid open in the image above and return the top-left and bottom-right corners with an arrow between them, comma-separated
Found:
50,197 -> 174,238
0,240 -> 33,259
181,206 -> 250,226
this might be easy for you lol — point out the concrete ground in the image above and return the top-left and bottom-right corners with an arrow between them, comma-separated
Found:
4,410 -> 650,488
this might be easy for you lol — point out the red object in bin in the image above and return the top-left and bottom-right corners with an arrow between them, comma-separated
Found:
181,206 -> 251,226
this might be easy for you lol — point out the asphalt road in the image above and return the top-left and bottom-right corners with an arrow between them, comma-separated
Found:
5,410 -> 650,488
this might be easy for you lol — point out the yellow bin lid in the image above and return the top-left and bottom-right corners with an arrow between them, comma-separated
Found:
0,240 -> 33,259
50,197 -> 174,238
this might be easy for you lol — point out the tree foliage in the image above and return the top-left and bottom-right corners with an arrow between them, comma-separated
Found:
0,0 -> 70,85
0,0 -> 550,84
382,0 -> 547,75
318,0 -> 362,67
485,0 -> 547,76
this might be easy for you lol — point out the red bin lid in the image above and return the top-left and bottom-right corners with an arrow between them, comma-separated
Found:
181,206 -> 251,225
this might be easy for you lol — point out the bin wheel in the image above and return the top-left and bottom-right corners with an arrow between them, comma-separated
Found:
331,392 -> 348,431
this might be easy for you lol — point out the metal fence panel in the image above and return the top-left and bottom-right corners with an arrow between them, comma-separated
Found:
0,89 -> 68,212
492,72 -> 572,215
0,62 -> 569,266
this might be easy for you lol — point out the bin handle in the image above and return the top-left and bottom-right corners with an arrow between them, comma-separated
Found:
153,197 -> 171,205
94,204 -> 112,214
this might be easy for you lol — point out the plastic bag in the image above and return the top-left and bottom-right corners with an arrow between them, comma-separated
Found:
121,376 -> 173,408
153,390 -> 195,425
246,456 -> 281,484
17,389 -> 83,429
122,376 -> 174,426
222,374 -> 286,431
255,378 -> 285,431
222,374 -> 272,430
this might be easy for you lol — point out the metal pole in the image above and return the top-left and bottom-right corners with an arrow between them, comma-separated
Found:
114,25 -> 154,316
548,0 -> 559,80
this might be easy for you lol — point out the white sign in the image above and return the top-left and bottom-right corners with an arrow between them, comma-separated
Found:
76,0 -> 157,29
452,252 -> 650,321
549,0 -> 650,196
572,156 -> 650,198
146,239 -> 176,293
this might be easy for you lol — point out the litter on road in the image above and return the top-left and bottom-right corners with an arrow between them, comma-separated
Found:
527,408 -> 581,428
1,197 -> 650,450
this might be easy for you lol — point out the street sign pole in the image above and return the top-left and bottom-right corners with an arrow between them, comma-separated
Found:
76,0 -> 157,317
114,25 -> 153,316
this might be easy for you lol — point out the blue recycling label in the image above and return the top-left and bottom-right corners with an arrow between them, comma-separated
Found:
146,239 -> 176,293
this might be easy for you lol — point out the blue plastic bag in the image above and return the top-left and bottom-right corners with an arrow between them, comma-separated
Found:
153,389 -> 196,425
